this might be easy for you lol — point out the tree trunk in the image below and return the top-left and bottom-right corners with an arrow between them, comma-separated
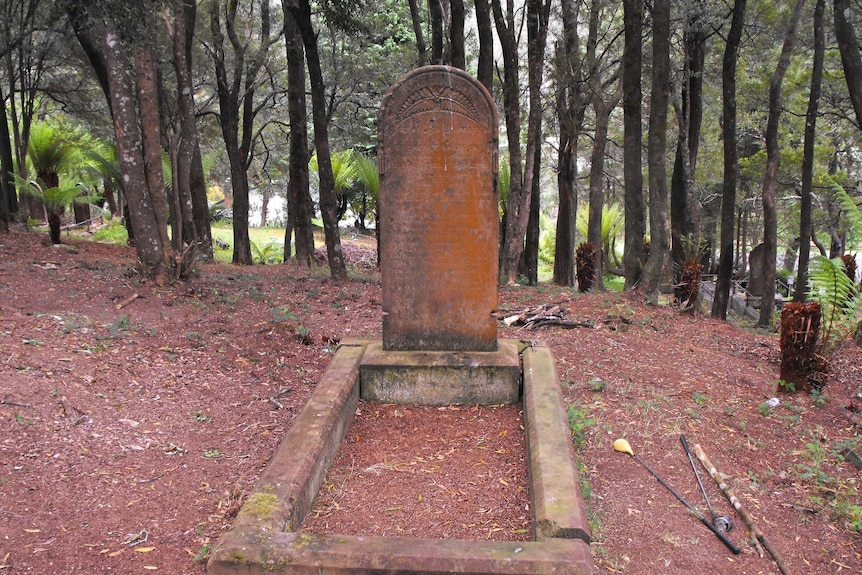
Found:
552,0 -> 586,287
474,0 -> 493,91
287,0 -> 347,280
491,0 -> 523,283
170,0 -> 202,252
671,12 -> 707,292
450,0 -> 465,69
795,0 -> 824,302
134,42 -> 172,263
643,0 -> 671,298
519,144 -> 540,285
622,0 -> 644,290
429,0 -> 444,65
407,0 -> 427,67
0,85 -> 14,231
587,94 -> 618,291
712,0 -> 746,319
283,5 -> 314,266
496,0 -> 550,284
758,0 -> 806,329
210,2 -> 251,265
104,22 -> 169,285
835,0 -> 862,128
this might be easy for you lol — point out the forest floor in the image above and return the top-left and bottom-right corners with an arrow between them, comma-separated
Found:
0,228 -> 860,575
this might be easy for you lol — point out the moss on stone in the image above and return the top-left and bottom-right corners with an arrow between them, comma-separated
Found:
243,484 -> 280,520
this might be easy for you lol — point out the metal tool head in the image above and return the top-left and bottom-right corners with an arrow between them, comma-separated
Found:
714,515 -> 734,532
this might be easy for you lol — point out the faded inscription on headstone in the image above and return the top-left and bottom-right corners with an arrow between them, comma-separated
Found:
378,66 -> 499,352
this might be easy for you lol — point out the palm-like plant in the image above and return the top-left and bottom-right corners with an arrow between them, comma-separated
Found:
352,154 -> 379,232
17,175 -> 100,244
310,150 -> 357,220
20,122 -> 98,244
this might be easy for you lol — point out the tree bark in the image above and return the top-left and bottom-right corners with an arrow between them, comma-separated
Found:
710,0 -> 746,319
286,0 -> 347,280
671,9 -> 707,292
0,85 -> 14,230
643,0 -> 671,298
496,0 -> 550,284
519,144 -> 540,285
834,0 -> 862,128
170,0 -> 208,255
134,40 -> 171,264
474,0 -> 494,91
622,0 -> 644,290
757,0 -> 806,328
795,0 -> 825,302
283,5 -> 315,266
104,21 -> 169,284
552,0 -> 585,287
492,0 -> 523,282
407,0 -> 427,67
450,0 -> 465,69
209,1 -> 252,265
429,0 -> 444,65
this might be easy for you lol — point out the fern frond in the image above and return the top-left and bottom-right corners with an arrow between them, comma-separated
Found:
828,177 -> 862,246
809,255 -> 862,354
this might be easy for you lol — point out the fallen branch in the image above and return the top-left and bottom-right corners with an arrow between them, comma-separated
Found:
115,293 -> 141,310
693,443 -> 791,575
0,399 -> 30,408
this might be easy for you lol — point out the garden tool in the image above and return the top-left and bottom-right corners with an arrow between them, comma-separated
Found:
613,438 -> 741,555
680,434 -> 734,532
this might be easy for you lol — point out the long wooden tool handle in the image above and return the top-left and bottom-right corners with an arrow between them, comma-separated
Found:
693,443 -> 792,575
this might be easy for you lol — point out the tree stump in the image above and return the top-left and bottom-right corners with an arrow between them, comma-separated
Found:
779,301 -> 826,389
676,260 -> 702,308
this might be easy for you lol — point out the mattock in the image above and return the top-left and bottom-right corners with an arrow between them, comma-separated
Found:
680,434 -> 734,532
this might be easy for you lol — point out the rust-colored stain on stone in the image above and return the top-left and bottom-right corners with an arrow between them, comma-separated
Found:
379,66 -> 499,352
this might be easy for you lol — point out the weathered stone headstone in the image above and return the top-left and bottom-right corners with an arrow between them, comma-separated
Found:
748,243 -> 766,297
377,65 -> 499,352
360,66 -> 519,405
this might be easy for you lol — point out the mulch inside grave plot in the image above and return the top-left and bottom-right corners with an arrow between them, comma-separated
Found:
300,402 -> 532,541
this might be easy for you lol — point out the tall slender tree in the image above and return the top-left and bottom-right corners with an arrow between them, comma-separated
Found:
207,0 -> 277,265
622,0 -> 645,290
284,0 -> 347,280
712,0 -> 746,319
282,5 -> 315,266
552,0 -> 587,286
494,0 -> 551,285
585,1 -> 622,290
795,0 -> 825,302
643,0 -> 671,298
167,0 -> 212,258
670,1 -> 709,293
102,6 -> 172,284
757,0 -> 806,328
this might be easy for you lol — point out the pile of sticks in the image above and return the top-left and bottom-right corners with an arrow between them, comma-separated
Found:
498,303 -> 594,331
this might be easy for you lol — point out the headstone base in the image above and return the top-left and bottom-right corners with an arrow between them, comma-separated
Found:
360,339 -> 521,405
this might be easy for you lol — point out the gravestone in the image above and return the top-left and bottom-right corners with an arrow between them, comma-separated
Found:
378,65 -> 499,352
748,243 -> 766,297
360,66 -> 520,405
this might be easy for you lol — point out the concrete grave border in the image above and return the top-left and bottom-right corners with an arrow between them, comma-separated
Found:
208,339 -> 591,575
